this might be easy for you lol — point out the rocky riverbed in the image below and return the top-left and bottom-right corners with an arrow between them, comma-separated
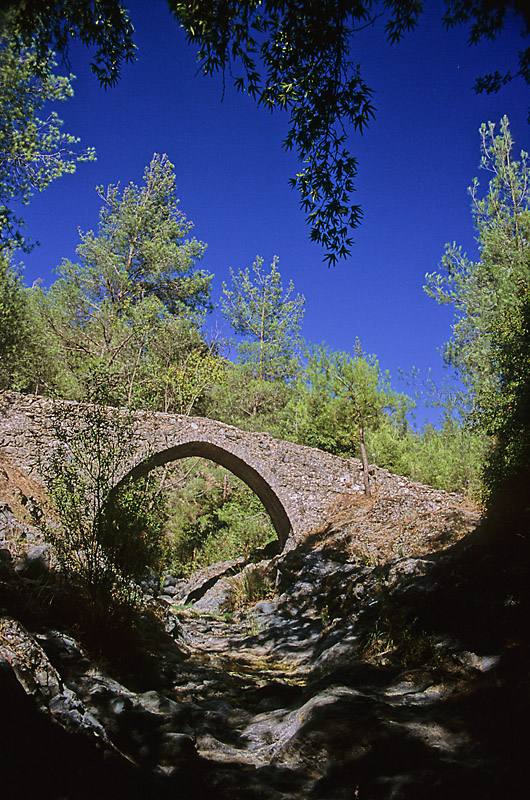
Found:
1,460 -> 528,799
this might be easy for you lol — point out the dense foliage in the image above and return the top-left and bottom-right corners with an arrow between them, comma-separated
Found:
161,459 -> 275,576
294,341 -> 413,495
483,292 -> 530,531
22,155 -> 216,405
0,253 -> 27,388
44,392 -> 166,608
426,117 -> 530,525
425,117 -> 530,418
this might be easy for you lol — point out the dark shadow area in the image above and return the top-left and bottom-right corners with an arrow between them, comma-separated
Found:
2,495 -> 529,799
0,660 -> 168,800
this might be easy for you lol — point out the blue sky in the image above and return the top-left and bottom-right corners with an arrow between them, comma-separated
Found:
15,0 -> 530,424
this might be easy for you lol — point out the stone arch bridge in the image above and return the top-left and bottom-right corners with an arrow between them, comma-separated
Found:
0,392 -> 369,546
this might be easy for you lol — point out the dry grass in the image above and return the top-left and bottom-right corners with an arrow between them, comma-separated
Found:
0,453 -> 49,523
223,567 -> 276,612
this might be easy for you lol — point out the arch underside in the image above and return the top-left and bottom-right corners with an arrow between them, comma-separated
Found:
119,440 -> 293,546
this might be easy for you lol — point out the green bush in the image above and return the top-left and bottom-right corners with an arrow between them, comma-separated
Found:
162,459 -> 276,575
368,420 -> 486,499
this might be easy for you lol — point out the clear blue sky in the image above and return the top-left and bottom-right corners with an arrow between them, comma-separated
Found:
15,0 -> 529,424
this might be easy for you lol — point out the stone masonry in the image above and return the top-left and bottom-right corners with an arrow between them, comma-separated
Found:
0,392 -> 370,545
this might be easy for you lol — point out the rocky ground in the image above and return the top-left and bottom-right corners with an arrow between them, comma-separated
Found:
1,456 -> 528,799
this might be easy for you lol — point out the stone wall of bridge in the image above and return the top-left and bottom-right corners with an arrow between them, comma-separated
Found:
0,392 -> 368,545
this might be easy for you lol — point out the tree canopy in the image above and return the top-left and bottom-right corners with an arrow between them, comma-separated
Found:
0,35 -> 95,252
294,340 -> 413,494
0,0 -> 136,87
425,115 -> 530,532
221,255 -> 305,382
30,154 -> 214,405
60,153 -> 211,319
425,116 -> 530,417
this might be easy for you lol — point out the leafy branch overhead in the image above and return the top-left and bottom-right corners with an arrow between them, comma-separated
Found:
170,0 -> 530,264
0,0 -> 136,88
0,36 -> 96,252
2,1 -> 529,264
171,0 -> 380,266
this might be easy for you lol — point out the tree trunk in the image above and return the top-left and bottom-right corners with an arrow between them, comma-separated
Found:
359,424 -> 371,497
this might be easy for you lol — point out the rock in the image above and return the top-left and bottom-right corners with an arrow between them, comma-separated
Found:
174,558 -> 247,605
26,495 -> 44,522
2,424 -> 525,799
387,557 -> 430,584
14,543 -> 50,579
163,614 -> 184,638
454,650 -> 501,672
138,689 -> 182,716
192,577 -> 233,612
252,599 -> 278,617
0,617 -> 110,747
157,732 -> 197,769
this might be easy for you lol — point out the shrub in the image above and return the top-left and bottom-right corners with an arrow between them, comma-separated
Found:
43,393 -> 165,616
162,459 -> 276,575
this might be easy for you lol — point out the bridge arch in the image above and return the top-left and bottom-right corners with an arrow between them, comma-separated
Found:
0,392 -> 367,543
112,440 -> 293,546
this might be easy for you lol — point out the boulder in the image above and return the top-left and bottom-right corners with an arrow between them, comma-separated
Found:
14,543 -> 50,579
